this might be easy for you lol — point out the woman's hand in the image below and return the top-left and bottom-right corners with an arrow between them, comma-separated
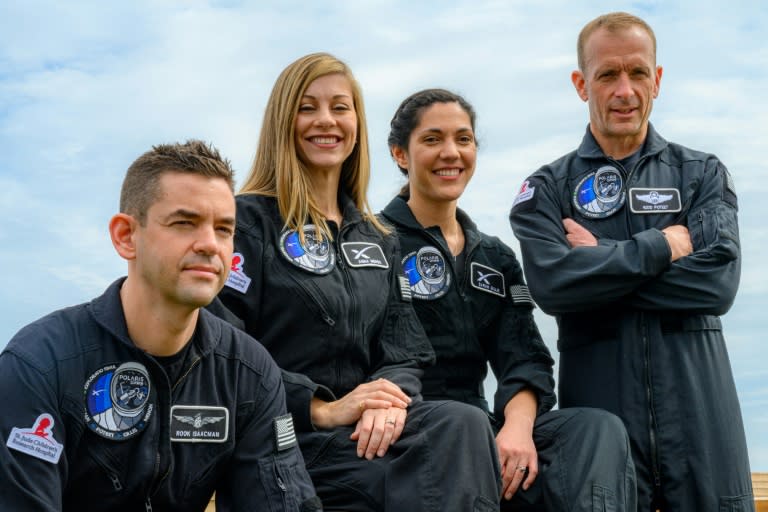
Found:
496,417 -> 538,500
350,406 -> 408,459
310,378 -> 411,430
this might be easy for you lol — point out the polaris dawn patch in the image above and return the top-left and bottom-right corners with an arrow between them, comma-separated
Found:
629,188 -> 681,214
402,246 -> 451,300
573,166 -> 626,219
470,262 -> 505,297
170,405 -> 229,443
6,413 -> 63,464
225,252 -> 252,293
84,362 -> 154,441
279,225 -> 335,274
341,242 -> 389,268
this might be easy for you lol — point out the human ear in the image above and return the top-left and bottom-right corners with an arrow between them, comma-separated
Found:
571,70 -> 588,102
390,145 -> 410,170
653,65 -> 663,98
109,213 -> 138,261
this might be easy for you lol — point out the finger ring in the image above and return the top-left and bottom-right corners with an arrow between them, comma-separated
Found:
517,466 -> 527,472
359,400 -> 366,411
385,419 -> 396,425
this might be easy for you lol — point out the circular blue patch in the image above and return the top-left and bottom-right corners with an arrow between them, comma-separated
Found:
402,246 -> 451,300
84,362 -> 154,441
572,166 -> 626,219
279,225 -> 335,275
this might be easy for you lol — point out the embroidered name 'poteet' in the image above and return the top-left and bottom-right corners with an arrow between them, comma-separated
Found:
629,188 -> 682,214
6,413 -> 63,464
341,242 -> 389,268
470,262 -> 505,297
225,252 -> 252,293
170,405 -> 229,443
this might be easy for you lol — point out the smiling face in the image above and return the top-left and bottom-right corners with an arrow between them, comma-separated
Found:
130,172 -> 235,310
294,73 -> 358,176
572,25 -> 662,158
392,101 -> 476,208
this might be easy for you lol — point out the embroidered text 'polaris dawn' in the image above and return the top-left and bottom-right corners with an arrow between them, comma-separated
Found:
279,225 -> 335,274
470,262 -> 505,297
402,246 -> 451,300
84,362 -> 154,441
170,405 -> 229,443
629,188 -> 682,214
225,252 -> 252,293
274,414 -> 297,452
573,166 -> 626,219
341,242 -> 389,268
6,413 -> 63,464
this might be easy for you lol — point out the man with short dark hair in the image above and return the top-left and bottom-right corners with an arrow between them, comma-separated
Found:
510,12 -> 754,511
0,140 -> 321,511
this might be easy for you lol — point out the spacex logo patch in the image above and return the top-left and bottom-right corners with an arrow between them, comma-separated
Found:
341,242 -> 389,268
470,262 -> 505,297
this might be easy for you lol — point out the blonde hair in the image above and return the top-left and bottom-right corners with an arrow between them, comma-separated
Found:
577,12 -> 657,72
240,52 -> 387,240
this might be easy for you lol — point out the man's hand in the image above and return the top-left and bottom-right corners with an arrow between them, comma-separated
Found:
661,225 -> 693,262
563,218 -> 597,247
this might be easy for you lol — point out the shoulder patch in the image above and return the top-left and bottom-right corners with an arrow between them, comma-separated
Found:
84,362 -> 154,441
509,284 -> 534,307
341,242 -> 389,269
6,413 -> 63,464
512,180 -> 536,209
629,188 -> 682,214
470,262 -> 505,297
170,405 -> 229,443
225,252 -> 252,293
274,414 -> 297,452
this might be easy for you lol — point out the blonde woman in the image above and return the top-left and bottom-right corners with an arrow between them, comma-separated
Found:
215,53 -> 500,511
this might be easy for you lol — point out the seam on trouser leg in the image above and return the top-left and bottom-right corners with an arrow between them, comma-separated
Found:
718,493 -> 754,512
592,484 -> 616,512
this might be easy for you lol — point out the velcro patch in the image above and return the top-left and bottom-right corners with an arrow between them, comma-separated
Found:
629,188 -> 682,214
398,275 -> 412,302
225,252 -> 252,293
170,405 -> 229,443
274,414 -> 297,452
341,242 -> 389,268
723,169 -> 738,209
509,284 -> 534,306
512,180 -> 536,208
6,413 -> 63,464
470,262 -> 505,297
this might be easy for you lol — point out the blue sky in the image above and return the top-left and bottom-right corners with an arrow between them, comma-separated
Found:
1,1 -> 766,469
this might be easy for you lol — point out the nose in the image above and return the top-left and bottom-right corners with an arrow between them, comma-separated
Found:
439,139 -> 460,160
614,72 -> 634,99
193,225 -> 219,255
313,106 -> 334,127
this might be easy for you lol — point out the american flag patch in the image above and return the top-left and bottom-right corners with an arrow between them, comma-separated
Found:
509,284 -> 534,306
274,414 -> 297,452
398,275 -> 412,302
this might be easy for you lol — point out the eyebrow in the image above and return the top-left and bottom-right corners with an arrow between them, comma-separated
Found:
301,93 -> 352,100
163,209 -> 235,226
419,127 -> 473,134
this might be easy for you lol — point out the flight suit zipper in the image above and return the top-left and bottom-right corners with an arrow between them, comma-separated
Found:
642,314 -> 662,496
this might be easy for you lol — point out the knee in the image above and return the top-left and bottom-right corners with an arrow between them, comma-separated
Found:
571,408 -> 630,449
